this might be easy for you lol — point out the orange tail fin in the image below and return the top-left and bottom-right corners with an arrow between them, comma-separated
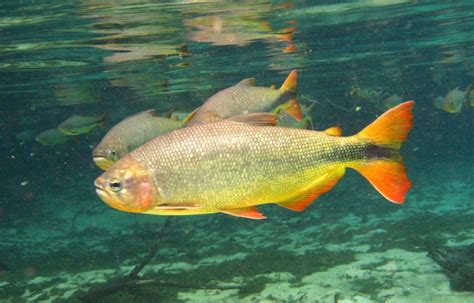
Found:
280,69 -> 297,93
353,101 -> 414,204
357,101 -> 414,149
285,98 -> 303,121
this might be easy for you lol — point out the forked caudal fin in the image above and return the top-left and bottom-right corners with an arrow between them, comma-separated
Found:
353,101 -> 414,204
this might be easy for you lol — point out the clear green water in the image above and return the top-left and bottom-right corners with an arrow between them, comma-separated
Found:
1,1 -> 473,302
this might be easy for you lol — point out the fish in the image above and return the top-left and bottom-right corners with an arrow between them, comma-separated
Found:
434,86 -> 471,113
58,114 -> 105,135
185,70 -> 301,126
16,130 -> 38,142
95,101 -> 414,219
93,110 -> 182,170
35,129 -> 70,146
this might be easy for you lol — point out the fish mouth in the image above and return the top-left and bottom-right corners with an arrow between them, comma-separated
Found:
94,179 -> 108,199
93,156 -> 113,170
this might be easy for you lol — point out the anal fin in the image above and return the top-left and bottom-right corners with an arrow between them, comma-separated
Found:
222,206 -> 266,219
324,126 -> 342,136
278,169 -> 344,212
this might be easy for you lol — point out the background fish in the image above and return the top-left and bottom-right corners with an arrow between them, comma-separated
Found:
186,70 -> 300,126
35,129 -> 70,146
58,114 -> 105,135
434,86 -> 471,113
93,110 -> 182,170
16,130 -> 38,143
95,102 -> 414,219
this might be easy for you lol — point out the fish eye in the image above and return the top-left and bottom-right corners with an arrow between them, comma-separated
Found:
109,179 -> 122,192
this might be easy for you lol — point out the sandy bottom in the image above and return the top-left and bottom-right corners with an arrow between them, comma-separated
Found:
1,160 -> 473,302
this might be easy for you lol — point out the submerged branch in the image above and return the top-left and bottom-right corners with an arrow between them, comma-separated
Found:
127,217 -> 171,278
78,217 -> 171,302
77,217 -> 240,302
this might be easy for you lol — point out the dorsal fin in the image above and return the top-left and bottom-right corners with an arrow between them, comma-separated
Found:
227,113 -> 277,126
236,78 -> 257,87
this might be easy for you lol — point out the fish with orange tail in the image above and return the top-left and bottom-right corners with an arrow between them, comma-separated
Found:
94,102 -> 414,219
186,69 -> 302,126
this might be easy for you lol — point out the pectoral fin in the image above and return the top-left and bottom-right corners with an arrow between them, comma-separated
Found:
278,169 -> 345,211
153,202 -> 201,210
222,206 -> 266,219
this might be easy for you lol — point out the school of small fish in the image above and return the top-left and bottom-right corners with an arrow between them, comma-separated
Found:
92,70 -> 415,220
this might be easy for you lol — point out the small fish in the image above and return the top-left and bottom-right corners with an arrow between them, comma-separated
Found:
93,110 -> 182,170
186,70 -> 301,126
434,86 -> 470,114
35,129 -> 70,146
16,130 -> 38,142
95,102 -> 414,219
58,114 -> 105,135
